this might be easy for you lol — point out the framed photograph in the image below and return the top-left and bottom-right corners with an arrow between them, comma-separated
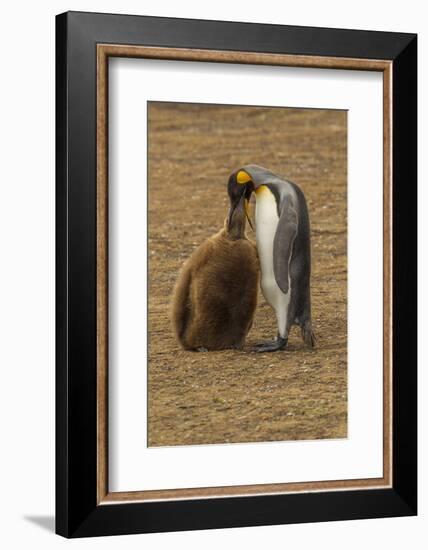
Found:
56,11 -> 417,538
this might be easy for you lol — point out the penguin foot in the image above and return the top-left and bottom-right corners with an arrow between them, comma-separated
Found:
252,336 -> 287,353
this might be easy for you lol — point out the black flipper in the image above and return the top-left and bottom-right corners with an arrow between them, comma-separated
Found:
273,200 -> 298,294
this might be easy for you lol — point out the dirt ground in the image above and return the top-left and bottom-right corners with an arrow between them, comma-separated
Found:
147,102 -> 347,447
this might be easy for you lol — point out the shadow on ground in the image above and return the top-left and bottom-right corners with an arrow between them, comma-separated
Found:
24,515 -> 55,533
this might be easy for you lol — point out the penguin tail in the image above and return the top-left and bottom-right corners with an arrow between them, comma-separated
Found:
301,320 -> 316,349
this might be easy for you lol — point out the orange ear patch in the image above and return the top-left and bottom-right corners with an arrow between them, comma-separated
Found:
236,170 -> 252,184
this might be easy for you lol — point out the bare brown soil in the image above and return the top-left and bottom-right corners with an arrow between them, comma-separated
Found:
147,102 -> 347,446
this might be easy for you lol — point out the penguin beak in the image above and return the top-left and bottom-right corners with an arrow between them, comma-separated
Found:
243,183 -> 255,231
244,198 -> 254,231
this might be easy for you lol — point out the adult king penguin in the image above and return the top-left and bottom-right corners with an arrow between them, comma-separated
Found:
228,164 -> 316,352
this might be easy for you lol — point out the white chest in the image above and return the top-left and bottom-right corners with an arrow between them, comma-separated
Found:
255,186 -> 279,284
254,186 -> 290,337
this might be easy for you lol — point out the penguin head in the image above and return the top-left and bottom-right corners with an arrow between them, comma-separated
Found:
228,165 -> 276,198
227,169 -> 255,232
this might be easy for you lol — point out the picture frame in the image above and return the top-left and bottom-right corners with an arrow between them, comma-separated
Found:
56,11 -> 417,538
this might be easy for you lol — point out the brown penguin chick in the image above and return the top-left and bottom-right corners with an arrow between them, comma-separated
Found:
171,193 -> 259,351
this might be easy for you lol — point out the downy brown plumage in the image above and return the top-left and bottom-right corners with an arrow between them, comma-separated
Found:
171,193 -> 259,351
